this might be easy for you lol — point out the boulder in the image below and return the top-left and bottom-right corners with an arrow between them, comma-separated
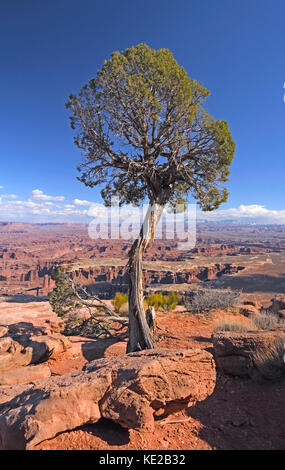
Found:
28,333 -> 71,357
0,336 -> 32,372
212,329 -> 285,377
0,333 -> 71,372
0,365 -> 51,386
0,348 -> 216,450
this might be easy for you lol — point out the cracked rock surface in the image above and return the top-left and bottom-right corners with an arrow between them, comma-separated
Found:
0,348 -> 216,449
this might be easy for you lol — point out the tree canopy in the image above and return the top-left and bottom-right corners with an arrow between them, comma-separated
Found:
66,43 -> 235,211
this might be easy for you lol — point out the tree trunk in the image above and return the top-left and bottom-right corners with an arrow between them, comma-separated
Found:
127,202 -> 165,353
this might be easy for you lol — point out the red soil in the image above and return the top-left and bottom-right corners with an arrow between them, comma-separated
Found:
34,311 -> 285,450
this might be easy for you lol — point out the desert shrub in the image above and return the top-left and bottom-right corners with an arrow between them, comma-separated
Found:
49,266 -> 80,317
252,313 -> 279,330
252,337 -> 285,382
146,292 -> 164,310
161,292 -> 180,312
214,318 -> 257,333
49,266 -> 112,337
111,292 -> 128,313
146,292 -> 180,312
186,288 -> 241,313
63,314 -> 111,338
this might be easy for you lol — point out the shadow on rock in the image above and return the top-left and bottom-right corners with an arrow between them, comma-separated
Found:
7,322 -> 48,336
81,338 -> 125,362
82,418 -> 130,446
2,294 -> 48,303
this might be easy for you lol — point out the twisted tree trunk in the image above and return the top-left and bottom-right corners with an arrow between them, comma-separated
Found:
127,201 -> 165,353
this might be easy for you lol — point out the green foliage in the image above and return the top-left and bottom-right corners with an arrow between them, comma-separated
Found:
111,292 -> 128,313
66,43 -> 235,211
63,315 -> 110,338
48,266 -> 79,318
49,267 -> 110,338
161,291 -> 180,312
146,292 -> 164,310
146,291 -> 180,312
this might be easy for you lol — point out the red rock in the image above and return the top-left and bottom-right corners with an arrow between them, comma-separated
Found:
212,329 -> 285,377
0,223 -> 247,297
0,327 -> 8,338
0,364 -> 51,386
0,333 -> 71,372
0,348 -> 216,450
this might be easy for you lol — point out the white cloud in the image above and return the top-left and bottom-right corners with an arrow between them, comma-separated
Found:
197,204 -> 285,224
0,189 -> 285,226
0,198 -> 87,222
1,194 -> 18,199
73,198 -> 92,206
30,189 -> 65,202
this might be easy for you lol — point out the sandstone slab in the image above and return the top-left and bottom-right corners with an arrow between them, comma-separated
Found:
0,348 -> 216,450
0,364 -> 51,386
212,329 -> 285,377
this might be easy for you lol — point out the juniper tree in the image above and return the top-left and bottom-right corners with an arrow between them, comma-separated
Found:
66,43 -> 235,352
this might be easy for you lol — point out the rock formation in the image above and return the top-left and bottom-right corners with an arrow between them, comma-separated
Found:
212,329 -> 285,377
0,330 -> 71,373
0,364 -> 51,386
0,348 -> 216,450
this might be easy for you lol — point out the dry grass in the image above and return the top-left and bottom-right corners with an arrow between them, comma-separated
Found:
252,313 -> 279,330
187,288 -> 241,314
252,337 -> 285,381
213,313 -> 257,333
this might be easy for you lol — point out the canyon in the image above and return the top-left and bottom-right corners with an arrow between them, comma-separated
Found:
0,222 -> 285,299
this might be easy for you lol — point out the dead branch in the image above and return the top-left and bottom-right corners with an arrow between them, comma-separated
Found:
67,277 -> 128,338
69,277 -> 123,318
158,417 -> 192,425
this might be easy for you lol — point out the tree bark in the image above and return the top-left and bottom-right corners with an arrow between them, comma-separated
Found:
127,201 -> 165,353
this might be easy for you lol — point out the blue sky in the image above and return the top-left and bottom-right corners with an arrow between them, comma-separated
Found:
0,0 -> 285,223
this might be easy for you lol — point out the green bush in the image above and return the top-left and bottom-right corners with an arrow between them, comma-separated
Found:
63,315 -> 110,338
49,266 -> 80,317
146,292 -> 164,310
112,292 -> 128,313
146,291 -> 180,312
161,291 -> 180,312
